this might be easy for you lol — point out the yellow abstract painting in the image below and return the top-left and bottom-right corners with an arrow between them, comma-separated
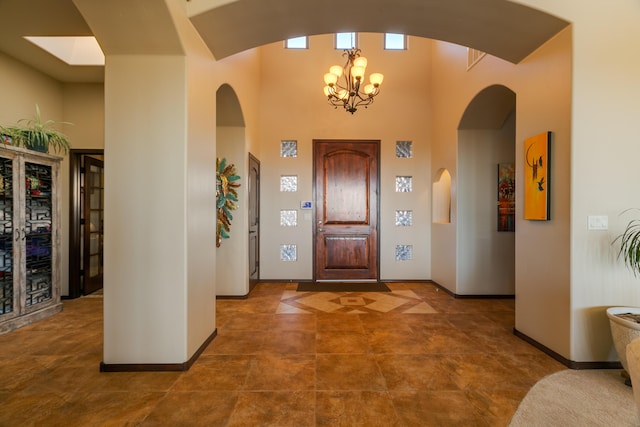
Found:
524,132 -> 551,220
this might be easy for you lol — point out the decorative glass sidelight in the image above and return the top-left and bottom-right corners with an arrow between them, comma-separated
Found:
395,176 -> 413,192
395,245 -> 413,261
24,162 -> 53,306
280,175 -> 298,192
280,244 -> 297,261
395,141 -> 413,158
395,210 -> 413,226
280,210 -> 298,227
0,157 -> 13,315
280,140 -> 298,158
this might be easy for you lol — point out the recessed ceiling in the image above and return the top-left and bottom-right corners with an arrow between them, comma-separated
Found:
0,0 -> 103,83
24,36 -> 104,66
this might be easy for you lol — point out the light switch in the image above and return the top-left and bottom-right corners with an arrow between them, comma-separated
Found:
588,215 -> 608,230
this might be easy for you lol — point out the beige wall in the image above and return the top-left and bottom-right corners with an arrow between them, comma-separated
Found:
430,29 -> 572,358
62,83 -> 105,150
102,54 -> 191,363
520,0 -> 640,362
257,33 -> 432,281
0,52 -> 64,124
216,126 -> 249,296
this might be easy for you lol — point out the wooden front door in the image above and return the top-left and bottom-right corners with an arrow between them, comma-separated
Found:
314,140 -> 379,281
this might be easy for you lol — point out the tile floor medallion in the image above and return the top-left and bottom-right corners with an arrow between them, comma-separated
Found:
277,289 -> 438,314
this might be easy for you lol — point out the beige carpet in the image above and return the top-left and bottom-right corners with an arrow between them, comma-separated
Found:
510,369 -> 639,426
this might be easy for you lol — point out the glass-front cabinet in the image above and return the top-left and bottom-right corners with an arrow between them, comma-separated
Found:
0,145 -> 61,334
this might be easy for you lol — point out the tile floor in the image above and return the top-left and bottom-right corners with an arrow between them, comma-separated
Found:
0,282 -> 567,426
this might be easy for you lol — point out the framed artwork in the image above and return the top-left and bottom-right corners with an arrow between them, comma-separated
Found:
497,163 -> 515,231
524,131 -> 551,220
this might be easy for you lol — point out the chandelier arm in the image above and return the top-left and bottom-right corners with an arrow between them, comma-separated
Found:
344,50 -> 356,91
353,96 -> 374,109
327,97 -> 343,107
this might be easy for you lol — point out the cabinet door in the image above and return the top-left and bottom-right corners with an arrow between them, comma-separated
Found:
22,160 -> 55,312
0,154 -> 17,321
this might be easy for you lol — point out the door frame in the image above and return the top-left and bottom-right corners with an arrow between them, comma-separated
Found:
68,148 -> 104,299
312,139 -> 381,282
248,153 -> 260,292
82,155 -> 104,295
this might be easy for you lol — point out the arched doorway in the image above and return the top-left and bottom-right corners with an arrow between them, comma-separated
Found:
216,84 -> 256,297
457,84 -> 516,295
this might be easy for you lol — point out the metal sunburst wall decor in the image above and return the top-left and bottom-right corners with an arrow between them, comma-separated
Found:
216,157 -> 240,247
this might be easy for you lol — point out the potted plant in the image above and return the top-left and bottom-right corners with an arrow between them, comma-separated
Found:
0,105 -> 71,154
608,209 -> 640,385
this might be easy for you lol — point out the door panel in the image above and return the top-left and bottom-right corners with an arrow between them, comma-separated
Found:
324,236 -> 370,269
248,153 -> 260,290
324,151 -> 369,223
314,140 -> 379,281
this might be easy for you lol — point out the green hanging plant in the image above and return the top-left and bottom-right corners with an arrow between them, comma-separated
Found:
216,157 -> 240,247
0,104 -> 71,154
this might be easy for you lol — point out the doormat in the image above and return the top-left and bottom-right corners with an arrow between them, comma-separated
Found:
296,282 -> 391,292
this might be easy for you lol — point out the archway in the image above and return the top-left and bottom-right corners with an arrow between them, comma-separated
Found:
457,84 -> 516,295
215,84 -> 249,296
190,0 -> 569,64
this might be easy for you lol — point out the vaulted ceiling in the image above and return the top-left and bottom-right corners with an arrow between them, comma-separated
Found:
0,0 -> 569,83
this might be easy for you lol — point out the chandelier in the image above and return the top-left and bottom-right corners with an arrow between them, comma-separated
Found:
323,48 -> 384,114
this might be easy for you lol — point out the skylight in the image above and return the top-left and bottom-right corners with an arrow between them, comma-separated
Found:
335,32 -> 356,50
285,36 -> 308,49
24,36 -> 105,66
384,33 -> 406,50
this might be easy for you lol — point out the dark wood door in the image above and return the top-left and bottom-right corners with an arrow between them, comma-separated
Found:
248,153 -> 260,290
314,140 -> 379,281
83,156 -> 104,295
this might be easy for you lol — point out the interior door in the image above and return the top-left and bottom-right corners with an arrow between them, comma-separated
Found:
314,140 -> 379,281
82,156 -> 104,295
248,153 -> 260,290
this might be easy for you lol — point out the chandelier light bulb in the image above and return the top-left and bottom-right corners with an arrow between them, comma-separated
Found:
364,84 -> 376,96
329,65 -> 343,77
323,86 -> 332,96
324,72 -> 338,86
337,89 -> 349,100
351,66 -> 365,80
353,56 -> 367,69
369,73 -> 384,86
